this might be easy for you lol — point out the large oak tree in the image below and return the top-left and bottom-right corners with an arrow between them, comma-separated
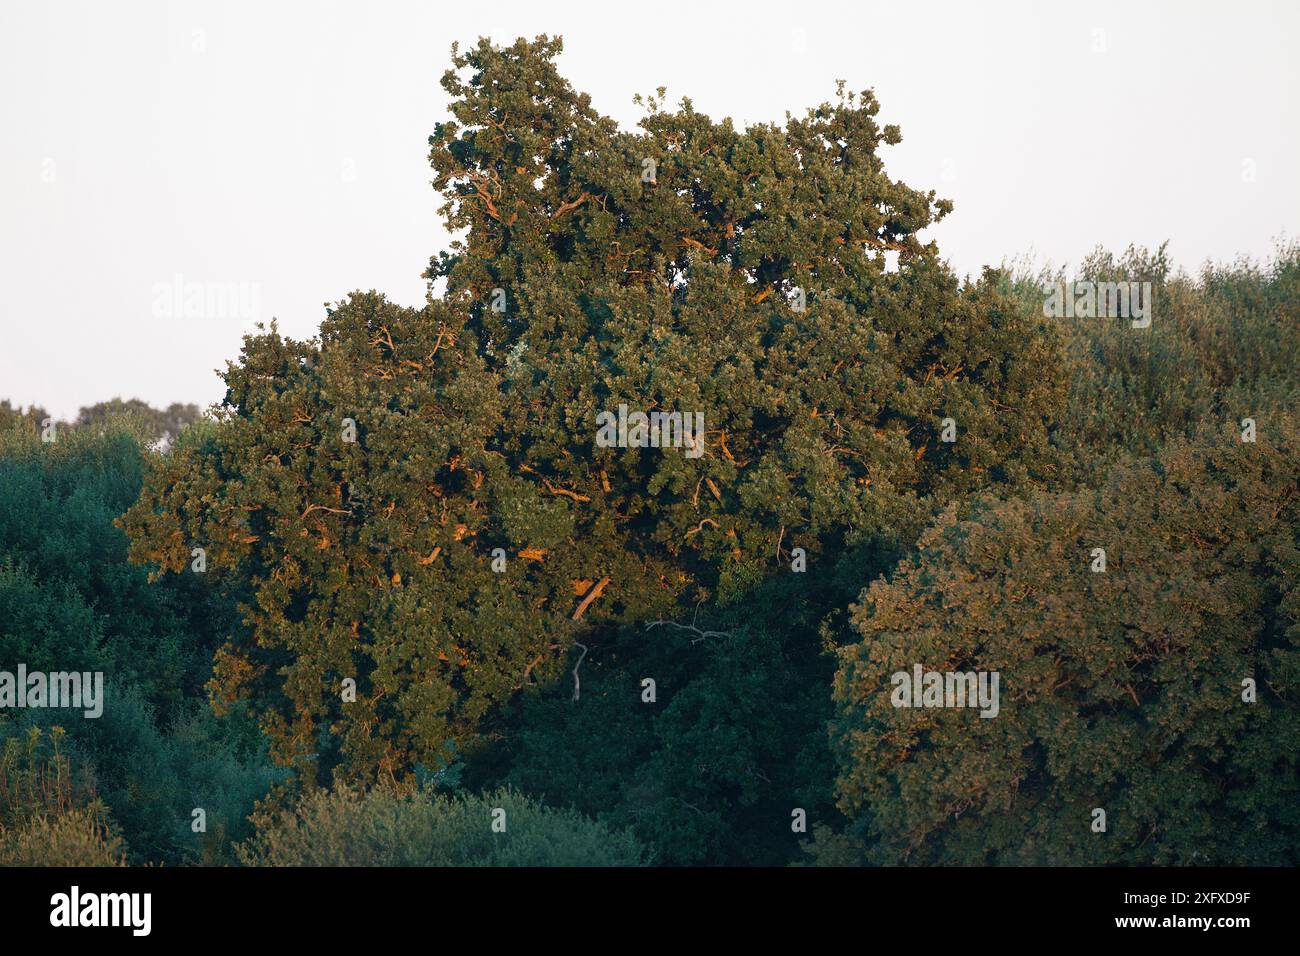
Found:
123,36 -> 1064,785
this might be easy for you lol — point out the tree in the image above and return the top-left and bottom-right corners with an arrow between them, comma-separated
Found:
122,36 -> 1066,788
0,421 -> 276,865
0,423 -> 217,715
0,401 -> 50,432
1000,240 -> 1300,484
428,36 -> 1067,601
831,417 -> 1300,864
121,297 -> 556,784
76,398 -> 202,445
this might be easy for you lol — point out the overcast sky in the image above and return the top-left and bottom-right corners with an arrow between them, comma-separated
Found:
1,0 -> 1296,419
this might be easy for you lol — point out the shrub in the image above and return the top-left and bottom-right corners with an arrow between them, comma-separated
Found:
0,807 -> 128,867
0,726 -> 127,867
238,784 -> 648,867
0,727 -> 96,827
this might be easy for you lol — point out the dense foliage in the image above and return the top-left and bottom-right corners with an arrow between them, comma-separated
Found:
120,36 -> 1063,791
832,420 -> 1300,864
2,36 -> 1296,867
0,422 -> 278,864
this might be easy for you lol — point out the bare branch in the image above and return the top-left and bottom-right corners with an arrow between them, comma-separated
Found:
571,642 -> 588,701
644,618 -> 733,645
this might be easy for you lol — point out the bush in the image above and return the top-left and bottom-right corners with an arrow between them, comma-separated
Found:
0,726 -> 128,867
238,784 -> 648,867
0,727 -> 96,827
0,807 -> 128,867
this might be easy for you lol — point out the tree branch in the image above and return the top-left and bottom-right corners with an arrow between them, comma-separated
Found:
571,576 -> 610,621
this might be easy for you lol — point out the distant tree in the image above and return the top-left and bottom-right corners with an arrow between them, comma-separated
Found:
1000,241 -> 1300,483
76,397 -> 202,445
831,417 -> 1300,864
0,400 -> 51,432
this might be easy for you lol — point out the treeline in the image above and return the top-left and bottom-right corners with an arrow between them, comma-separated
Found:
0,398 -> 201,446
2,37 -> 1297,866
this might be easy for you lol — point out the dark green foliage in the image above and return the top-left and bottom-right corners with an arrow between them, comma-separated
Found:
491,536 -> 900,865
1,727 -> 96,828
18,685 -> 280,865
2,684 -> 279,867
0,728 -> 126,867
0,424 -> 234,716
0,417 -> 279,866
0,559 -> 107,676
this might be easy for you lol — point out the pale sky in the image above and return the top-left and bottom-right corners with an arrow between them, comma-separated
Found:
1,0 -> 1296,419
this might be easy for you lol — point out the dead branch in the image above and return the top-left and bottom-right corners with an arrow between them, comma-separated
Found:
571,642 -> 588,701
644,618 -> 733,646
